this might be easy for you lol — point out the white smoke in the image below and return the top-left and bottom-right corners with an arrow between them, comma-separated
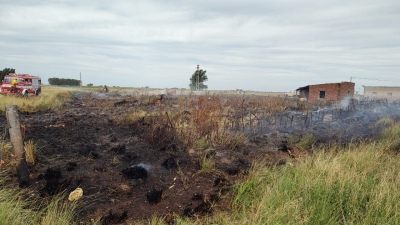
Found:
339,96 -> 352,109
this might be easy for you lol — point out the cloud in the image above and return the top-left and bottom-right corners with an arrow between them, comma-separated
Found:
0,0 -> 399,91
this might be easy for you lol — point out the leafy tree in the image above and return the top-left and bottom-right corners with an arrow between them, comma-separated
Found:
48,77 -> 80,86
0,68 -> 16,83
189,66 -> 208,90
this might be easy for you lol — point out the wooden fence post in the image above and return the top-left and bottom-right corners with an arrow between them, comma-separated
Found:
5,105 -> 30,187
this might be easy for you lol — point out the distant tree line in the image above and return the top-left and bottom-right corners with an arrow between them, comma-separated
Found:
0,68 -> 16,82
48,77 -> 80,86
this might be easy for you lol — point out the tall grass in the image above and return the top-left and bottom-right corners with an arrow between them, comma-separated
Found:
0,86 -> 71,112
225,124 -> 400,224
39,194 -> 77,225
227,144 -> 400,225
0,186 -> 33,225
147,123 -> 400,225
0,174 -> 77,225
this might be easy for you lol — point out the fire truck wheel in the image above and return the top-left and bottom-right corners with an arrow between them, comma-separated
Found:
22,89 -> 28,96
35,89 -> 39,96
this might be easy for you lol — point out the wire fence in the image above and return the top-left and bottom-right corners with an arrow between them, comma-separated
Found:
223,99 -> 400,135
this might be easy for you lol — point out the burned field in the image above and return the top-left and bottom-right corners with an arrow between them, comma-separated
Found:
1,91 -> 399,224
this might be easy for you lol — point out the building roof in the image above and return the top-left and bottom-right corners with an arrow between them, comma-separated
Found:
296,85 -> 309,91
363,86 -> 400,88
296,82 -> 354,91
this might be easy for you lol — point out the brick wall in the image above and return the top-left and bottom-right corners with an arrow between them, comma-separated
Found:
307,82 -> 354,102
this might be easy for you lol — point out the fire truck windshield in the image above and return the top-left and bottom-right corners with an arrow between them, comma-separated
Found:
4,77 -> 13,82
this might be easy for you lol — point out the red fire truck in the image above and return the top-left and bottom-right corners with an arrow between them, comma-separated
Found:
0,73 -> 42,95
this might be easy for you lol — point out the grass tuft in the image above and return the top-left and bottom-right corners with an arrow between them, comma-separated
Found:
24,140 -> 36,165
297,133 -> 317,150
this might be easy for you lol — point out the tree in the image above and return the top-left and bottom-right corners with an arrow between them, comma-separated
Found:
189,65 -> 208,90
0,68 -> 16,83
48,77 -> 80,86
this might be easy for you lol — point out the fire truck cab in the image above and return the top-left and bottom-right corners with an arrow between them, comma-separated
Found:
0,73 -> 41,96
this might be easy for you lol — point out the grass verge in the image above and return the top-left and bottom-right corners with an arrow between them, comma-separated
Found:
0,86 -> 71,112
148,123 -> 400,225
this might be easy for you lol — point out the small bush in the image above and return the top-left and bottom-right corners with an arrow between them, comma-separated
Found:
380,123 -> 400,140
297,133 -> 316,150
194,138 -> 210,151
375,117 -> 395,128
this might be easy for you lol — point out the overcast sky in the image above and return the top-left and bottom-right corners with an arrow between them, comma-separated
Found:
1,0 -> 399,92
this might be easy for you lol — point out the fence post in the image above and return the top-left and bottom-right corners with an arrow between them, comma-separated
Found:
6,105 -> 30,187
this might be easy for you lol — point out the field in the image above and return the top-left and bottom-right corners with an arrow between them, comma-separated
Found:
1,86 -> 400,224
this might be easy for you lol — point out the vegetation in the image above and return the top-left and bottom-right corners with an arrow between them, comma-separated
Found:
0,68 -> 16,83
48,77 -> 80,86
114,96 -> 249,151
2,87 -> 400,224
150,122 -> 400,225
0,86 -> 71,112
189,66 -> 208,90
24,140 -> 36,166
297,133 -> 317,150
0,183 -> 77,225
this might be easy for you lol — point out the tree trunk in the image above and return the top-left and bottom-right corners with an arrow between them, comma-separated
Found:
5,105 -> 30,187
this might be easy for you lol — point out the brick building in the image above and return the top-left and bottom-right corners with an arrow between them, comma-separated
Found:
296,82 -> 355,102
363,86 -> 400,100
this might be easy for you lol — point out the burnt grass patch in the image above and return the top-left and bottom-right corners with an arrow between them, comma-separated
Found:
38,167 -> 70,196
121,165 -> 148,180
100,210 -> 128,225
0,92 -> 394,223
147,188 -> 163,204
161,156 -> 179,169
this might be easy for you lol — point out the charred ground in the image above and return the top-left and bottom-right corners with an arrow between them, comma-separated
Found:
0,92 -> 398,224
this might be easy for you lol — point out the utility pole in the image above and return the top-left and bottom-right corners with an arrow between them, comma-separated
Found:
79,72 -> 82,86
196,65 -> 199,91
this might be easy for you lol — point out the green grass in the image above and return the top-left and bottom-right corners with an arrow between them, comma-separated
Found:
0,174 -> 77,225
297,133 -> 317,150
227,141 -> 400,225
150,123 -> 400,225
0,186 -> 33,225
39,194 -> 77,225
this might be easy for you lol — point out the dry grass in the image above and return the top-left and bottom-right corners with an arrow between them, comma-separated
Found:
113,95 -> 309,151
0,86 -> 71,112
0,141 -> 13,168
147,123 -> 400,225
375,117 -> 395,128
112,109 -> 149,126
24,140 -> 36,165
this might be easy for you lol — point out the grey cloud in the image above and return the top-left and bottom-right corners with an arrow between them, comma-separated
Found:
0,0 -> 399,91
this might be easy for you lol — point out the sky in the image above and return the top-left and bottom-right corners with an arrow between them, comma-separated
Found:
1,0 -> 399,92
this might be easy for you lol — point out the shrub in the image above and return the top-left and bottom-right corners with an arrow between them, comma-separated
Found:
297,133 -> 316,150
